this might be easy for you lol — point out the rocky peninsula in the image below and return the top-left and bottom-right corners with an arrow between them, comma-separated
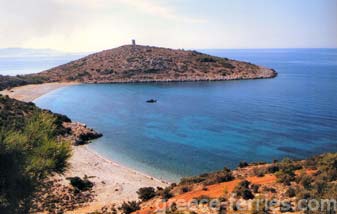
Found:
36,44 -> 277,84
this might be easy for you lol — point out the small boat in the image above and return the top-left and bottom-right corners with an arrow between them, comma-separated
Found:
146,99 -> 157,103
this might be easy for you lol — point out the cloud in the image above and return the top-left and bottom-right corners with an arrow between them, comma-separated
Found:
117,0 -> 207,23
0,0 -> 206,50
56,0 -> 207,23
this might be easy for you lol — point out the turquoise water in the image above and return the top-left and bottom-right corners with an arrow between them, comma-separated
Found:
35,49 -> 337,181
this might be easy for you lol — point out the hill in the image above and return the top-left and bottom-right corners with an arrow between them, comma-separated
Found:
0,94 -> 69,133
0,95 -> 101,144
37,45 -> 277,83
0,75 -> 47,91
127,153 -> 337,214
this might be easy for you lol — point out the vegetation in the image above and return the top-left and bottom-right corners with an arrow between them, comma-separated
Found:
0,95 -> 71,134
136,153 -> 337,214
68,176 -> 94,191
234,180 -> 255,200
293,153 -> 337,213
0,74 -> 48,91
272,158 -> 302,185
197,56 -> 217,63
0,112 -> 71,213
118,201 -> 140,214
136,187 -> 156,201
35,45 -> 276,83
180,167 -> 234,186
239,161 -> 249,168
161,186 -> 173,200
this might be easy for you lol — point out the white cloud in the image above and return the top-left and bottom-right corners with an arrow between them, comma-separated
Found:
117,0 -> 206,23
0,0 -> 206,51
52,0 -> 206,23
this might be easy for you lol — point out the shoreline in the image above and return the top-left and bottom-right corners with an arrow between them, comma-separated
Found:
0,82 -> 79,102
59,145 -> 167,212
1,82 -> 169,211
85,144 -> 170,185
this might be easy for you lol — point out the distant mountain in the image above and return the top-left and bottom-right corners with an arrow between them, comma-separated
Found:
0,48 -> 85,58
38,44 -> 277,83
0,48 -> 87,76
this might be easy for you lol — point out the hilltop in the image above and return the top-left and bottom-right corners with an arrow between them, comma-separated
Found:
36,45 -> 277,83
0,44 -> 277,90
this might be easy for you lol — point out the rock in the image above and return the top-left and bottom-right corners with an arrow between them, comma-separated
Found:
62,122 -> 102,145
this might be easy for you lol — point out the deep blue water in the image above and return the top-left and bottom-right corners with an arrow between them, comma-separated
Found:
34,49 -> 337,181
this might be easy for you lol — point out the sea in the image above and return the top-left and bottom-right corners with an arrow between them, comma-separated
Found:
4,48 -> 337,181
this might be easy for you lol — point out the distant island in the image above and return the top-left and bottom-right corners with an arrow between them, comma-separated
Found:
0,43 -> 277,90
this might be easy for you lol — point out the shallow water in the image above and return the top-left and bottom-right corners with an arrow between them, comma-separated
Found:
35,49 -> 337,181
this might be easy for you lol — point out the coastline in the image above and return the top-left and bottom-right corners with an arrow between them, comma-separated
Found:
1,82 -> 169,211
0,82 -> 79,102
60,145 -> 167,213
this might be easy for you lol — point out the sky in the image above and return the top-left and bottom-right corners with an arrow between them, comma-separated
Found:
0,0 -> 336,52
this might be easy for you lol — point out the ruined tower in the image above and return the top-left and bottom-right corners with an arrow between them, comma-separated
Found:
132,39 -> 136,48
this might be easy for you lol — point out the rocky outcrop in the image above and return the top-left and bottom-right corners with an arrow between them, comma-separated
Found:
63,122 -> 102,145
37,45 -> 277,83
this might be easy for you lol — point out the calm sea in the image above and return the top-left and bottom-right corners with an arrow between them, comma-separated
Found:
34,49 -> 337,181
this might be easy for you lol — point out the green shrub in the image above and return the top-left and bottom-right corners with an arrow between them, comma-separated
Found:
239,161 -> 249,168
275,169 -> 296,186
144,68 -> 160,74
68,176 -> 93,191
267,165 -> 280,173
162,187 -> 173,200
181,186 -> 190,193
119,201 -> 140,214
137,187 -> 156,201
204,170 -> 234,185
234,180 -> 254,200
299,175 -> 313,190
0,112 -> 71,213
220,62 -> 235,69
0,74 -> 48,91
198,57 -> 216,63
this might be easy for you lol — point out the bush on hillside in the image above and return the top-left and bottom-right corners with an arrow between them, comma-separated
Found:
161,186 -> 173,200
239,161 -> 249,168
0,112 -> 71,213
136,187 -> 156,201
234,180 -> 254,200
119,201 -> 140,214
68,176 -> 93,191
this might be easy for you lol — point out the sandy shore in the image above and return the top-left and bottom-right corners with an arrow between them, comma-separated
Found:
62,145 -> 167,213
0,82 -> 79,102
1,82 -> 168,212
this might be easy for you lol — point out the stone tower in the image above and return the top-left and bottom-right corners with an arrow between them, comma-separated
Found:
132,39 -> 136,48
